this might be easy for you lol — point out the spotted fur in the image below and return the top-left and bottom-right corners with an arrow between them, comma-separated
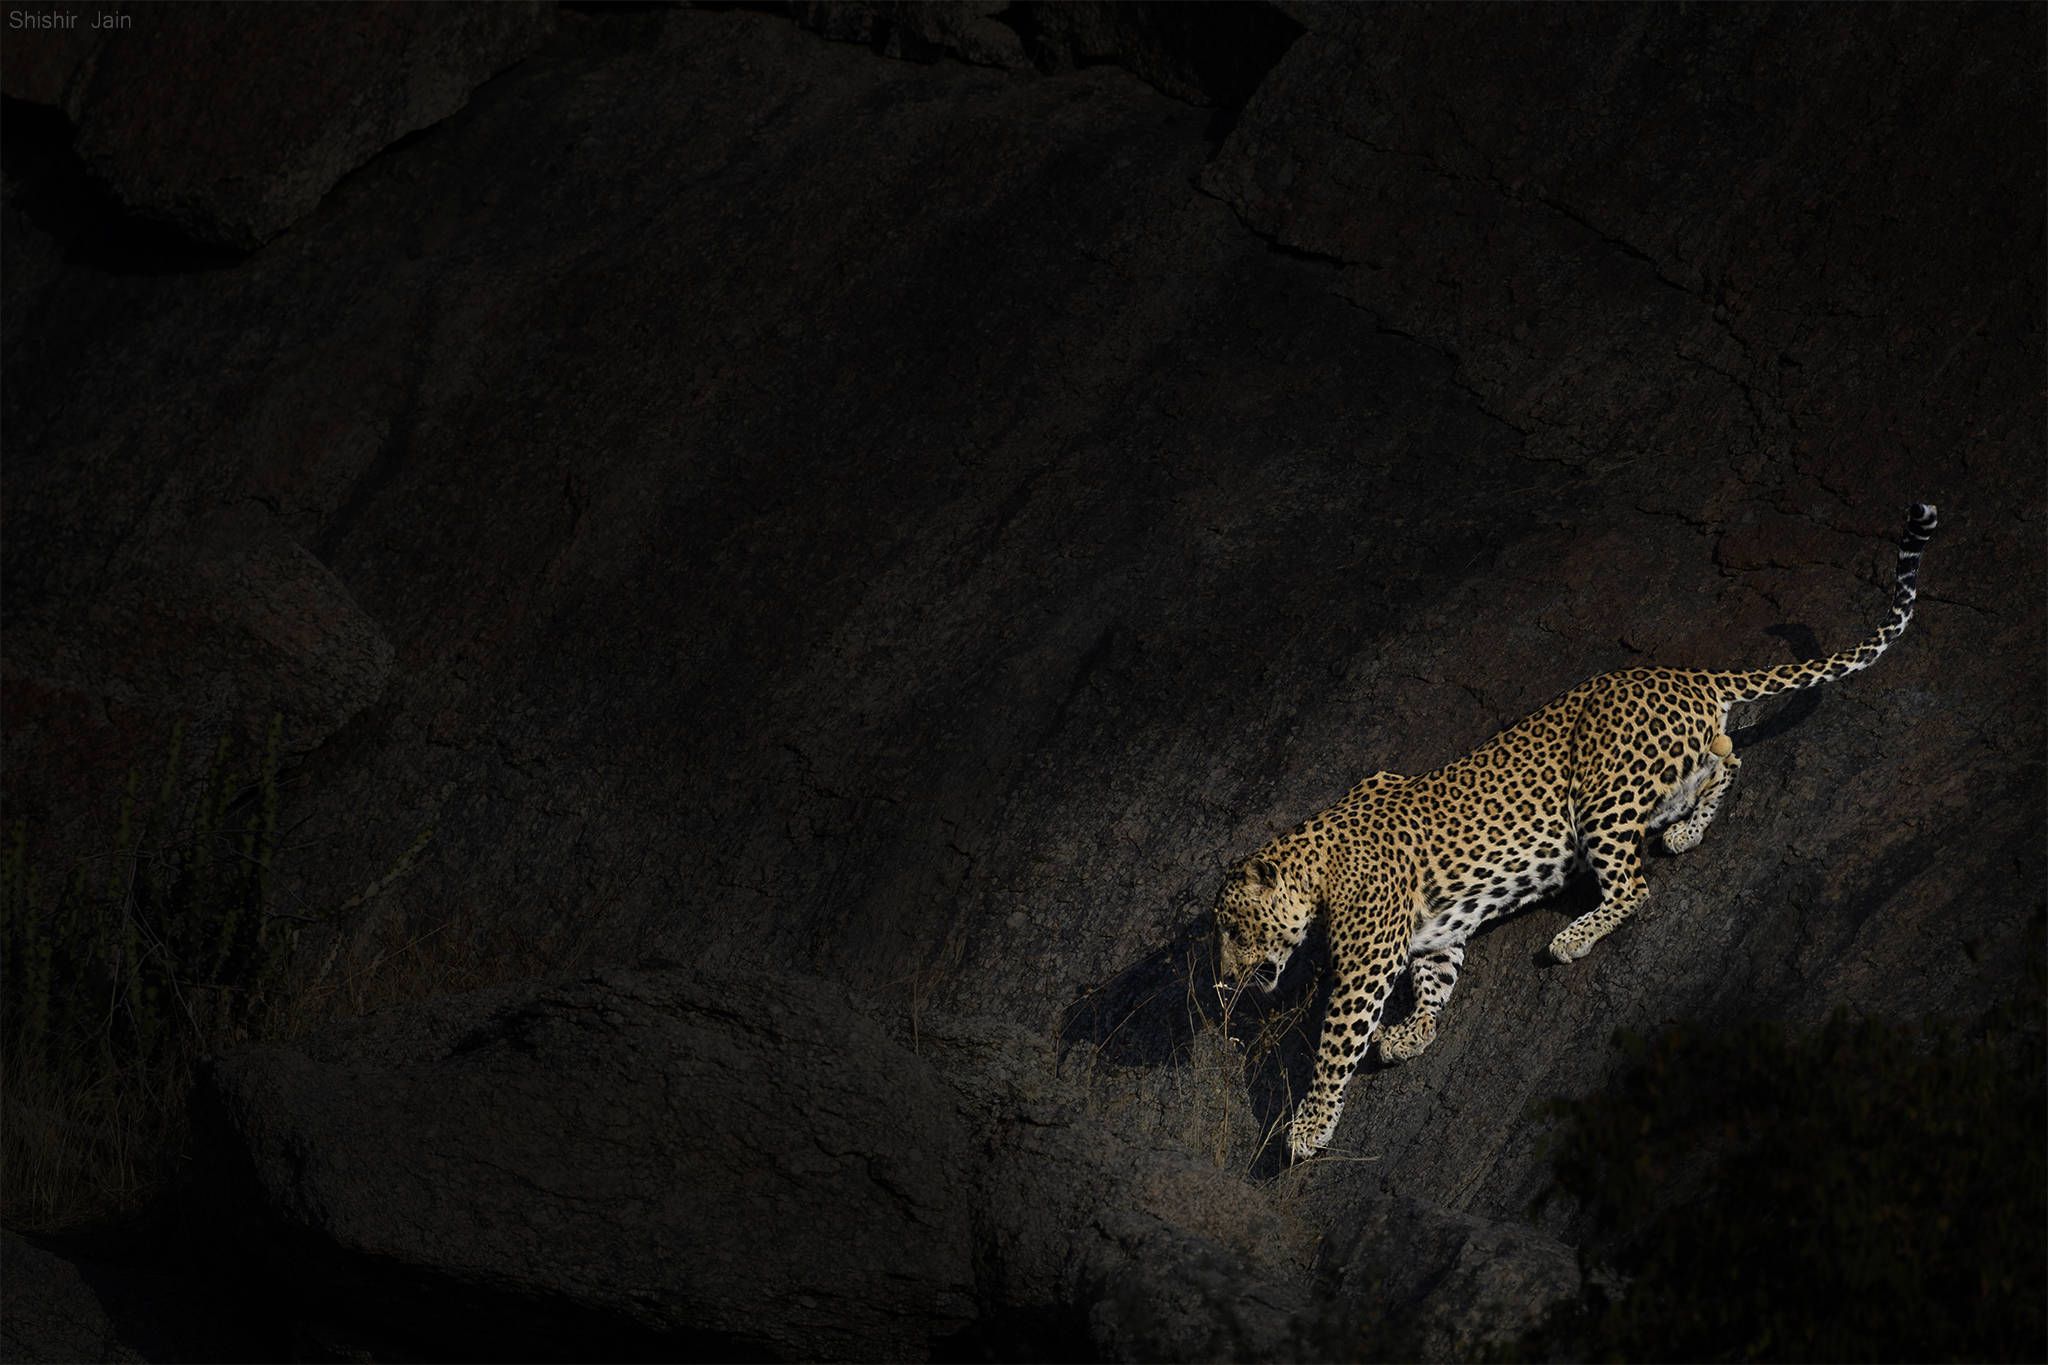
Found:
1214,503 -> 1938,1160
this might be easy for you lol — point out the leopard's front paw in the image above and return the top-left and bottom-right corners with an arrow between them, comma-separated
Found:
1288,1106 -> 1338,1161
1548,930 -> 1593,963
1374,1012 -> 1437,1063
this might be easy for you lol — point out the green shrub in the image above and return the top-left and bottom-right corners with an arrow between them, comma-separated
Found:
1511,931 -> 2046,1363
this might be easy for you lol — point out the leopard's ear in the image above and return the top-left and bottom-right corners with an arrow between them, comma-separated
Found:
1248,858 -> 1280,892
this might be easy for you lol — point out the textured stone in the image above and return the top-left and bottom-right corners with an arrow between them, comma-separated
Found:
789,1 -> 1304,104
1000,0 -> 1304,106
3,1 -> 551,248
0,1230 -> 147,1365
970,1102 -> 1311,1359
1206,3 -> 2040,485
1313,1195 -> 1582,1361
2,510 -> 391,871
191,969 -> 1333,1361
194,966 -> 979,1361
2,1 -> 2041,1353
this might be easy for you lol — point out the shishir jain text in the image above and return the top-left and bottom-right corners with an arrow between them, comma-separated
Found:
10,9 -> 133,29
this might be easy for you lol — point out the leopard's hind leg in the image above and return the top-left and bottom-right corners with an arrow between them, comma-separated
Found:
1375,944 -> 1461,1062
1664,735 -> 1739,854
1550,785 -> 1655,964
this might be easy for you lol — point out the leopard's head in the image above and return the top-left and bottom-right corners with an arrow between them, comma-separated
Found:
1214,856 -> 1314,993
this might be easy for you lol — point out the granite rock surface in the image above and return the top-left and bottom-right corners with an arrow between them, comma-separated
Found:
4,3 -> 2040,1359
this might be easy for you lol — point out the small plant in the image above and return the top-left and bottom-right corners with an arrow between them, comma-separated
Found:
1202,952 -> 1323,1175
3,717 -> 293,1092
1506,921 -> 2047,1363
2,717 -> 295,1228
1062,934 -> 1335,1182
0,716 -> 440,1231
871,930 -> 968,1055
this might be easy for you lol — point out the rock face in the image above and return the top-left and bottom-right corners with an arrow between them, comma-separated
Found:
3,1 -> 552,249
971,1099 -> 1312,1361
4,2 -> 2042,1359
1312,1194 -> 1583,1361
188,964 -> 1584,1360
785,1 -> 1305,106
192,965 -> 1342,1360
196,967 -> 979,1361
0,1230 -> 147,1365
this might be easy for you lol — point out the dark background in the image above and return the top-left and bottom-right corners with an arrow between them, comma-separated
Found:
3,1 -> 2042,1356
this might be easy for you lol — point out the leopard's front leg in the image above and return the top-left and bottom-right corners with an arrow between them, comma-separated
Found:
1286,928 -> 1406,1160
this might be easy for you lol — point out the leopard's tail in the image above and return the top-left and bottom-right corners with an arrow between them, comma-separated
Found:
1712,502 -> 1938,704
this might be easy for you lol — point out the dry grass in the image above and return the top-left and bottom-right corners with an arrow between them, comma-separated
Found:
2,888 -> 595,1234
1199,956 -> 1325,1175
1,724 -> 601,1235
0,1050 -> 185,1233
868,929 -> 969,1056
1070,944 -> 1326,1181
1054,935 -> 1360,1281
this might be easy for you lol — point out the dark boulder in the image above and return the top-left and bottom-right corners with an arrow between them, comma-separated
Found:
2,1 -> 552,249
194,966 -> 978,1361
189,966 -> 1599,1361
193,966 -> 1348,1361
1310,1194 -> 1582,1362
0,1230 -> 147,1365
970,1099 -> 1311,1360
788,1 -> 1305,107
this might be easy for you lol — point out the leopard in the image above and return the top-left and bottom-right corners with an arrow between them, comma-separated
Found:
1213,502 -> 1939,1161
